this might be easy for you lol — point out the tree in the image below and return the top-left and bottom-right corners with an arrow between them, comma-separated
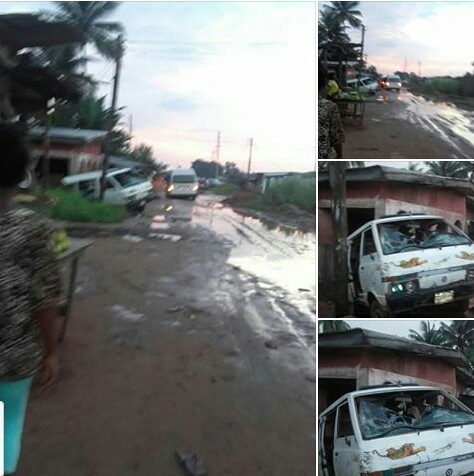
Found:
51,2 -> 124,61
408,321 -> 448,346
406,162 -> 424,172
323,1 -> 363,29
223,162 -> 246,184
424,161 -> 471,178
126,143 -> 167,173
318,320 -> 351,333
191,159 -> 224,178
440,321 -> 474,357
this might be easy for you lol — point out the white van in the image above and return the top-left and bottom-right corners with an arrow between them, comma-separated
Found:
61,168 -> 153,211
347,214 -> 474,317
319,384 -> 474,476
166,168 -> 198,200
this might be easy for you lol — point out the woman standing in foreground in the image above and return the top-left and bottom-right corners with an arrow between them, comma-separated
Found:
0,123 -> 60,474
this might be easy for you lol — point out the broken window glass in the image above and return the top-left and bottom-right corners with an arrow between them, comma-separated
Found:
356,390 -> 474,440
378,218 -> 471,255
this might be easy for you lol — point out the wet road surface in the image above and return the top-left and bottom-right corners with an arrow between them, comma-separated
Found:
380,89 -> 474,158
20,194 -> 316,476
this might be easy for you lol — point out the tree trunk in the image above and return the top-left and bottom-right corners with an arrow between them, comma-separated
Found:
329,161 -> 350,317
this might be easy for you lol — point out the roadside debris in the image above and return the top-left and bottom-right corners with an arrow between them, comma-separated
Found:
111,304 -> 144,321
150,222 -> 170,230
167,305 -> 185,313
149,233 -> 182,242
122,234 -> 143,243
265,340 -> 278,350
175,450 -> 207,476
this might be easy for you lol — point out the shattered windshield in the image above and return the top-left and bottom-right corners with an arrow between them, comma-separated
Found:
378,219 -> 471,255
356,390 -> 474,440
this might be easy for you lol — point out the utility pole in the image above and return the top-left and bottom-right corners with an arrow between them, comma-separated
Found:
360,24 -> 365,71
215,131 -> 220,178
328,161 -> 350,317
246,138 -> 253,187
100,33 -> 124,200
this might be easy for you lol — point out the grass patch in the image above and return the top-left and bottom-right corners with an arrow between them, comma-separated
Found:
244,197 -> 274,213
264,177 -> 316,213
209,182 -> 242,195
43,188 -> 126,223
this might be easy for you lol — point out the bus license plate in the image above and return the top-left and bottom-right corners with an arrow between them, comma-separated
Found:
434,291 -> 454,305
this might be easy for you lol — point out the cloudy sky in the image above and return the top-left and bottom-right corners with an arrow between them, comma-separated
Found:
2,1 -> 316,172
320,1 -> 474,78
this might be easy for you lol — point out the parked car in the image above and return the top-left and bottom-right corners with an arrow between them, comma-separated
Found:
60,168 -> 152,211
208,178 -> 223,187
346,76 -> 379,95
347,213 -> 474,317
166,168 -> 199,200
381,74 -> 402,91
319,384 -> 474,476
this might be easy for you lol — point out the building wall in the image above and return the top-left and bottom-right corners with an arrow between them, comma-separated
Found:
318,347 -> 458,410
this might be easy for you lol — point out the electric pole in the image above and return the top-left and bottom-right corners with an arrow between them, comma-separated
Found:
246,138 -> 253,187
100,33 -> 124,200
360,24 -> 365,70
329,161 -> 350,317
215,131 -> 220,178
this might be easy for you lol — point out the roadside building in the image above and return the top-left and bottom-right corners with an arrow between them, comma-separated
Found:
318,165 -> 474,283
28,127 -> 107,184
318,328 -> 473,413
250,171 -> 314,194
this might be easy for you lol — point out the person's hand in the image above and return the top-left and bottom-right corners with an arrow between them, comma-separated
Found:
39,353 -> 59,392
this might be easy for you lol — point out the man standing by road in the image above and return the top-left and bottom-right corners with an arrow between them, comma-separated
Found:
318,62 -> 345,159
326,71 -> 340,99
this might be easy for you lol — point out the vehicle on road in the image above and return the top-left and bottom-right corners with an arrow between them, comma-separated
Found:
166,168 -> 199,200
319,384 -> 474,476
61,168 -> 152,211
346,76 -> 379,95
381,74 -> 402,91
347,213 -> 474,317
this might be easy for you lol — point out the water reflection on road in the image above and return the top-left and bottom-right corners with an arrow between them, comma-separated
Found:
385,90 -> 474,158
167,195 -> 316,318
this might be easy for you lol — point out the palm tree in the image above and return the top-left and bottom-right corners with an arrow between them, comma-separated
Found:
408,321 -> 448,346
424,161 -> 471,179
406,162 -> 424,173
51,2 -> 124,61
323,1 -> 363,29
440,321 -> 474,356
318,320 -> 351,333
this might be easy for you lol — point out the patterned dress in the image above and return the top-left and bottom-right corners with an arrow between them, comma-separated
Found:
318,97 -> 345,160
0,207 -> 60,380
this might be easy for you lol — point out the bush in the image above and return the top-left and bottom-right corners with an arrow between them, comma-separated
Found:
264,177 -> 316,213
210,182 -> 242,195
47,188 -> 126,223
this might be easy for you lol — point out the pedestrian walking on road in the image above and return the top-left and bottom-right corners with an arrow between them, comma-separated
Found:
318,61 -> 345,159
0,123 -> 61,474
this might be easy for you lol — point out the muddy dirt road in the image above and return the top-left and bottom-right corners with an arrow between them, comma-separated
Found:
344,89 -> 474,159
19,195 -> 316,476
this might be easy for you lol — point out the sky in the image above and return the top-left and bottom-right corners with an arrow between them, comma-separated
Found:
319,1 -> 474,78
1,1 -> 316,172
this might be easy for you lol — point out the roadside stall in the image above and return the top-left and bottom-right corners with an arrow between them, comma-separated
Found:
56,238 -> 93,342
333,95 -> 366,125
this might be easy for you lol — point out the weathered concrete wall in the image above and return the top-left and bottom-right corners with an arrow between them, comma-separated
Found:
318,347 -> 457,394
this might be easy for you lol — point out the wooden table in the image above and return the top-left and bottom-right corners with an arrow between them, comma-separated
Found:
333,98 -> 366,124
56,238 -> 94,342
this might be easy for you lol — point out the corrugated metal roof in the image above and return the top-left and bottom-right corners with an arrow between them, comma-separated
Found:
28,127 -> 108,143
318,165 -> 474,195
319,328 -> 469,368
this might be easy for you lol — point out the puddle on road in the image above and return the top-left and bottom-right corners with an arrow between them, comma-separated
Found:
399,92 -> 474,156
150,222 -> 170,230
192,202 -> 316,317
